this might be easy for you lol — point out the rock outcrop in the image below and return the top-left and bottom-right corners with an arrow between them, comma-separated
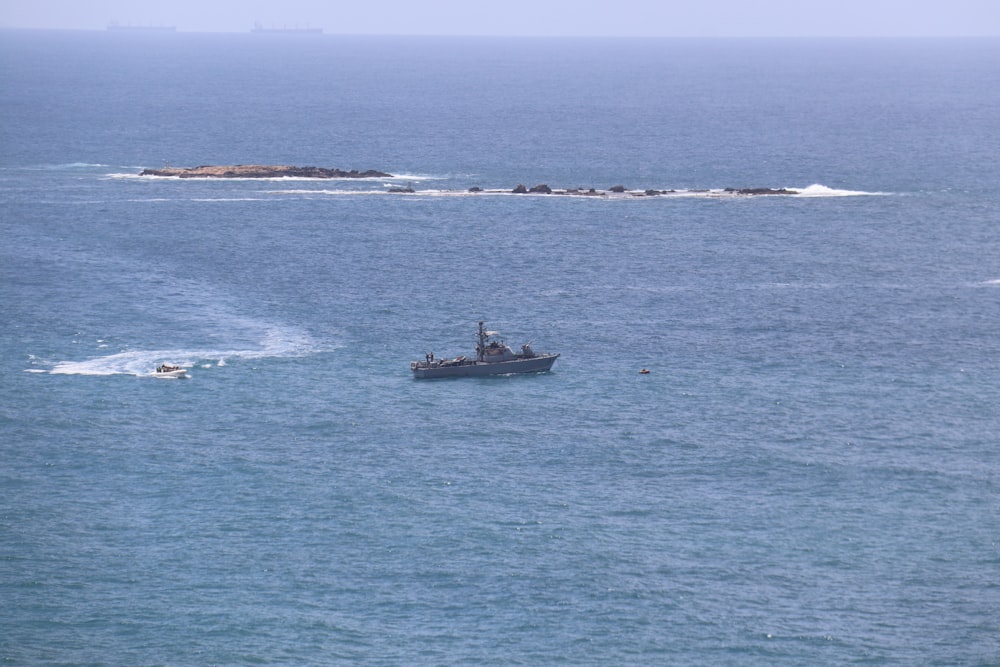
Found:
139,164 -> 392,179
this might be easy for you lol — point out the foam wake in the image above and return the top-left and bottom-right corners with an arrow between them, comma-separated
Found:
37,325 -> 318,377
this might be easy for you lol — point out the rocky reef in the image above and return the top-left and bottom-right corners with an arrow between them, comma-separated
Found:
476,184 -> 801,197
723,187 -> 799,196
139,164 -> 392,179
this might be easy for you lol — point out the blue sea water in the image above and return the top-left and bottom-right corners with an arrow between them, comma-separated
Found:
2,30 -> 1000,665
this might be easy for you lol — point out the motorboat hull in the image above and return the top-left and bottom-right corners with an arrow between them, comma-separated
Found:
153,369 -> 188,379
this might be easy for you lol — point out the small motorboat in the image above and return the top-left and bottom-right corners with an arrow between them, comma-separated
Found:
154,364 -> 188,378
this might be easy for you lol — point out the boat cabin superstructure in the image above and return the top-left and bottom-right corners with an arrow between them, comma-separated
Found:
476,321 -> 537,362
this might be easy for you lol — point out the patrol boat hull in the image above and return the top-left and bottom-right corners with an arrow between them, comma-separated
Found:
411,353 -> 558,378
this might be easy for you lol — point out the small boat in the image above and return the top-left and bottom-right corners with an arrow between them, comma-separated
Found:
154,364 -> 188,378
411,321 -> 559,379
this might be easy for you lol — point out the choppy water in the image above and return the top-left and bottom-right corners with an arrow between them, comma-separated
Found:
2,31 -> 999,665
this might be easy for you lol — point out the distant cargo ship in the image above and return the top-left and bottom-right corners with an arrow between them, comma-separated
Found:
251,23 -> 322,34
107,22 -> 176,32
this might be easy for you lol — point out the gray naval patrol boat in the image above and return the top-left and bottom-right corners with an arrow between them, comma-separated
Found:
411,321 -> 559,379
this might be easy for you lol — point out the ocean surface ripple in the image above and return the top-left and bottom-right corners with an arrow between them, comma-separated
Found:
2,31 -> 999,666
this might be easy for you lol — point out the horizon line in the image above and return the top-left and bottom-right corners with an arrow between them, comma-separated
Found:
2,26 -> 1000,39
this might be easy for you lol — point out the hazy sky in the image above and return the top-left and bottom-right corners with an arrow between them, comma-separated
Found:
2,0 -> 999,36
